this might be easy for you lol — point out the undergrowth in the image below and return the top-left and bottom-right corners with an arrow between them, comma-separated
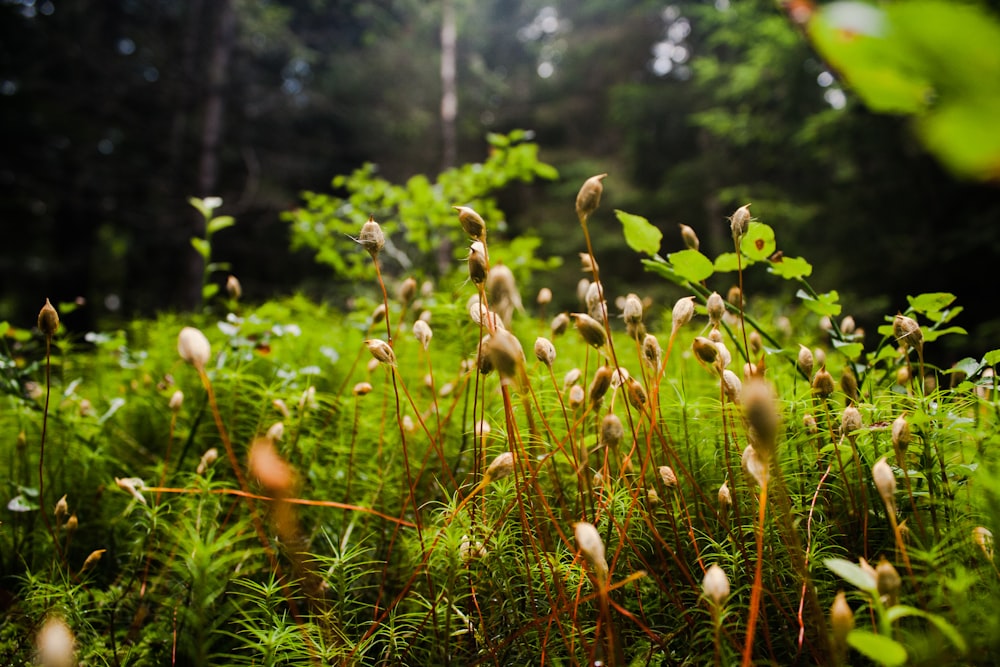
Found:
2,172 -> 1000,666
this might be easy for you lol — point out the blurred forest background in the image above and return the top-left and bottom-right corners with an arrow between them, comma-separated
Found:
2,0 -> 999,359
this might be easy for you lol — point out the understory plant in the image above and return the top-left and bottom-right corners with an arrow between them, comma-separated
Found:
2,168 -> 999,666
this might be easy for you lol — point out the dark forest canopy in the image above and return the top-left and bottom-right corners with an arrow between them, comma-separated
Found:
2,0 -> 999,357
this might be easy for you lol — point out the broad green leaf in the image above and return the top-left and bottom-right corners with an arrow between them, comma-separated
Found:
886,605 -> 967,654
907,292 -> 956,314
922,326 -> 967,343
824,557 -> 877,593
797,289 -> 842,317
768,255 -> 813,280
6,494 -> 38,512
207,215 -> 235,235
190,237 -> 210,260
668,249 -> 715,283
713,252 -> 743,273
740,222 -> 776,261
832,338 -> 864,360
847,630 -> 907,667
983,349 -> 1000,367
616,210 -> 663,256
203,284 -> 220,300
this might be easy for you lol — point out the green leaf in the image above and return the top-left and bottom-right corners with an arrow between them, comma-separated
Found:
983,349 -> 1000,367
207,216 -> 235,235
616,210 -> 663,256
713,252 -> 743,273
668,249 -> 715,283
907,292 -> 956,314
831,338 -> 864,360
797,289 -> 842,317
922,326 -> 967,343
847,630 -> 908,667
739,222 -> 776,261
886,605 -> 967,654
768,255 -> 813,280
534,162 -> 560,180
190,237 -> 210,260
824,557 -> 877,593
203,284 -> 220,300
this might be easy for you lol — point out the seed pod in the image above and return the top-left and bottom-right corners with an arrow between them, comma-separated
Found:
54,495 -> 68,525
64,514 -> 78,535
659,465 -> 677,488
468,242 -> 489,285
875,557 -> 901,607
358,216 -> 385,257
486,263 -> 522,327
896,366 -> 911,386
484,451 -> 515,483
38,298 -> 60,337
891,414 -> 910,454
575,173 -> 607,222
722,369 -> 742,404
586,282 -> 607,322
748,330 -> 763,357
744,379 -> 780,456
169,390 -> 184,413
671,296 -> 696,337
626,377 -> 647,412
600,413 -> 624,449
196,448 -> 219,475
730,203 -> 751,240
812,367 -> 835,398
453,205 -> 486,242
742,444 -> 768,487
873,457 -> 896,514
568,384 -> 585,410
371,303 -> 387,324
534,337 -> 556,367
642,334 -> 662,371
571,313 -> 607,349
893,313 -> 923,352
80,548 -> 106,574
226,274 -> 242,301
577,278 -> 591,304
623,293 -> 643,327
692,336 -> 719,367
266,421 -> 285,441
727,286 -> 743,310
830,591 -> 854,647
610,366 -> 630,389
249,436 -> 296,495
679,223 -> 699,250
588,365 -> 614,407
273,398 -> 290,418
703,563 -> 730,606
718,480 -> 732,507
413,319 -> 433,350
551,312 -> 570,336
841,406 -> 862,438
803,413 -> 818,435
300,385 -> 316,410
485,329 -> 524,384
563,368 -> 582,387
574,521 -> 609,585
973,526 -> 994,559
647,488 -> 661,507
364,339 -> 396,366
797,344 -> 814,379
115,477 -> 147,505
178,326 -> 211,369
706,292 -> 725,328
579,252 -> 599,274
841,367 -> 859,405
37,614 -> 76,667
537,287 -> 553,305
840,315 -> 856,335
398,277 -> 418,305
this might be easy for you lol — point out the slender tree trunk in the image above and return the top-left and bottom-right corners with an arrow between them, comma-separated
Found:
440,0 -> 457,171
187,0 -> 236,309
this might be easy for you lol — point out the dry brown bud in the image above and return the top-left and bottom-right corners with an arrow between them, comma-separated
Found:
37,615 -> 75,667
600,413 -> 624,449
568,384 -> 585,410
574,521 -> 609,585
579,252 -> 599,274
744,379 -> 780,456
537,287 -> 553,305
692,336 -> 720,368
534,337 -> 556,367
413,319 -> 433,350
803,413 -> 818,435
830,591 -> 854,646
722,369 -> 742,404
729,203 -> 751,240
398,277 -> 418,305
659,465 -> 677,488
703,563 -> 730,606
484,451 -> 515,483
797,344 -> 814,378
266,421 -> 285,441
563,368 -> 582,387
626,377 -> 648,412
81,548 -> 106,574
623,293 -> 643,326
875,557 -> 901,607
169,390 -> 184,413
706,292 -> 725,328
718,480 -> 732,507
873,457 -> 896,513
551,312 -> 570,337
358,216 -> 385,257
54,494 -> 68,525
115,477 -> 147,505
364,339 -> 396,366
249,436 -> 296,495
484,329 -> 524,383
468,241 -> 489,285
841,406 -> 862,438
893,313 -> 923,352
453,205 -> 487,241
841,367 -> 859,405
588,365 -> 614,407
812,367 -> 835,398
38,298 -> 60,337
840,315 -> 856,335
178,326 -> 211,369
226,274 -> 242,301
679,223 -> 699,250
748,330 -> 763,357
272,398 -> 289,418
575,173 -> 607,222
196,447 -> 219,475
371,303 -> 387,324
642,334 -> 662,371
571,313 -> 607,349
64,514 -> 78,535
742,444 -> 769,487
973,526 -> 994,559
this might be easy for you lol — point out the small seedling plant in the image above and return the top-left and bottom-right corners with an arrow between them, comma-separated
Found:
2,162 -> 999,666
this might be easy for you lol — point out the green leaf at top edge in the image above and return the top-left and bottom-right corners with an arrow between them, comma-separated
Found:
668,249 -> 715,283
616,210 -> 663,256
824,557 -> 877,593
847,630 -> 908,667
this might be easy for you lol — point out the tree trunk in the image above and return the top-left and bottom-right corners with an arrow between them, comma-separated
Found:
440,0 -> 457,171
